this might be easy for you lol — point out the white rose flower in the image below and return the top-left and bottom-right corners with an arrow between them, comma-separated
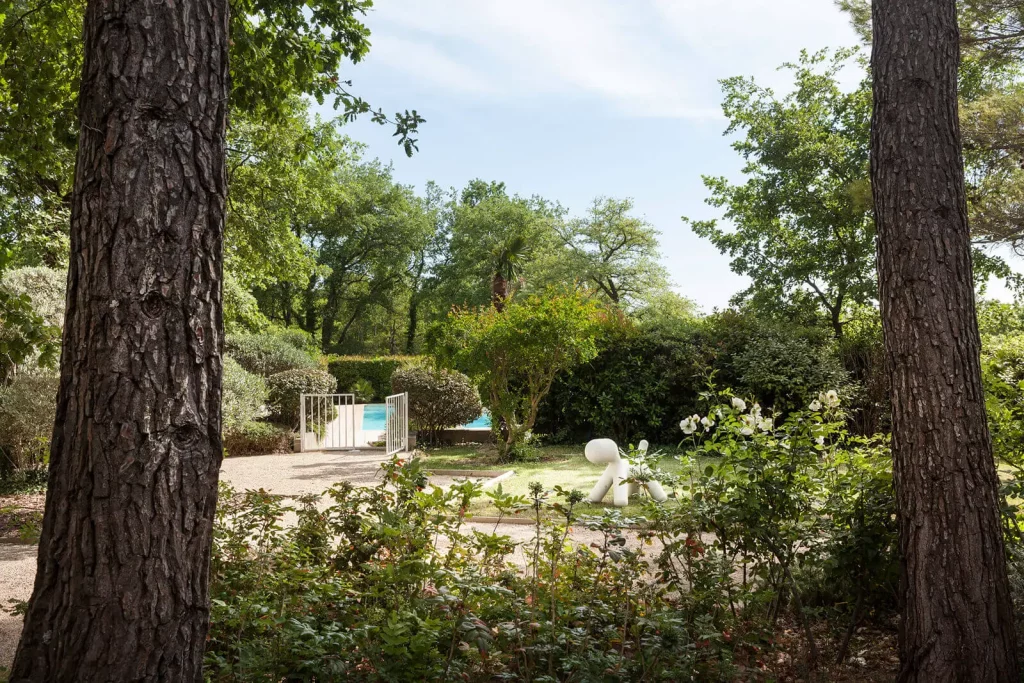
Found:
680,417 -> 697,435
758,417 -> 773,432
731,397 -> 746,411
824,390 -> 840,408
701,415 -> 715,429
751,402 -> 761,417
809,399 -> 822,411
740,426 -> 754,436
815,436 -> 825,446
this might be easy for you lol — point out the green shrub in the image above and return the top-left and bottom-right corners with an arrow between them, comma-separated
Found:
391,367 -> 482,446
538,319 -> 705,444
326,355 -> 423,401
431,291 -> 602,462
268,327 -> 316,352
225,332 -> 318,377
729,329 -> 849,412
222,422 -> 290,457
222,356 -> 268,432
0,370 -> 59,472
267,368 -> 336,426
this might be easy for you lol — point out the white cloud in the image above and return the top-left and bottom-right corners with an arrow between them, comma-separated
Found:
358,0 -> 859,118
369,35 -> 499,95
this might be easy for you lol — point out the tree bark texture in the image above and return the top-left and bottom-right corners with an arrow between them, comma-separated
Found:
11,0 -> 228,680
871,0 -> 1019,680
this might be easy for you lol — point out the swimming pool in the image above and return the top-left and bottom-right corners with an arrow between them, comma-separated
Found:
361,403 -> 491,430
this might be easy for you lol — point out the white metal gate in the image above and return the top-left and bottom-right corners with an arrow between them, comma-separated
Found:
385,392 -> 409,456
299,393 -> 356,451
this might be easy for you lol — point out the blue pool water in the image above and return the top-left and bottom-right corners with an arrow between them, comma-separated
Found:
361,403 -> 490,430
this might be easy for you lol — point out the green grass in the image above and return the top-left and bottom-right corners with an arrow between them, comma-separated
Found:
414,443 -> 697,517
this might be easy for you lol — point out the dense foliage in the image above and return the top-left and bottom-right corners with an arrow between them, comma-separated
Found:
0,370 -> 58,472
391,366 -> 483,446
327,356 -> 422,401
204,388 -> 914,680
225,332 -> 320,377
222,357 -> 269,433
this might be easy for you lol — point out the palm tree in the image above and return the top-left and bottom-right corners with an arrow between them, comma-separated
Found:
490,235 -> 531,312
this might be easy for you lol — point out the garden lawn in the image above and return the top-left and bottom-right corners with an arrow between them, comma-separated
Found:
414,444 -> 698,517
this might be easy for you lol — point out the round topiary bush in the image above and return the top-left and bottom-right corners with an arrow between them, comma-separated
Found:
225,333 -> 318,377
391,367 -> 482,446
222,356 -> 269,433
267,368 -> 337,427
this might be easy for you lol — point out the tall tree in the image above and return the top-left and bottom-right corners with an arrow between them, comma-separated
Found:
559,197 -> 668,308
440,187 -> 562,310
871,0 -> 1019,679
11,0 -> 228,679
685,50 -> 876,338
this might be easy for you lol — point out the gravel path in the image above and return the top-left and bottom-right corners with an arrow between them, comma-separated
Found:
0,542 -> 37,670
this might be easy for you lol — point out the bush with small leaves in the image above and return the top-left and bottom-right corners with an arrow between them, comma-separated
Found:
267,368 -> 336,427
225,332 -> 318,377
391,366 -> 482,446
222,356 -> 268,433
0,370 -> 59,472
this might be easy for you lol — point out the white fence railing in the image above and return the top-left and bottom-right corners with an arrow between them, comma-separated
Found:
299,393 -> 356,451
385,392 -> 409,456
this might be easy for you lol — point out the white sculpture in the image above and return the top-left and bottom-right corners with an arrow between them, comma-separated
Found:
585,438 -> 668,507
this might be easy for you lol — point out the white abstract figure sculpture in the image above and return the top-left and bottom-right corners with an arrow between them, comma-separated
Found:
585,438 -> 668,507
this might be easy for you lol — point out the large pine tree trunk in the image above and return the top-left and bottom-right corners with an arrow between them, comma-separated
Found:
871,0 -> 1019,680
11,0 -> 228,680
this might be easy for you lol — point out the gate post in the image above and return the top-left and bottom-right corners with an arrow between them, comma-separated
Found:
298,393 -> 306,453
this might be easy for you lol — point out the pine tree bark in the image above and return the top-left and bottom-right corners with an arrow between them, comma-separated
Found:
871,0 -> 1019,680
11,0 -> 228,680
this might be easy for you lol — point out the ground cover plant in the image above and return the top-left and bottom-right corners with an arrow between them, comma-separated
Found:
200,389 -> 927,681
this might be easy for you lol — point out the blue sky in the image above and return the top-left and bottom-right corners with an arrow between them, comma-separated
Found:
314,0 -> 1016,311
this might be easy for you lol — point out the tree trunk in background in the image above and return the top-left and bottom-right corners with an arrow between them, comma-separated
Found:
871,0 -> 1019,680
406,293 -> 420,353
11,0 -> 228,680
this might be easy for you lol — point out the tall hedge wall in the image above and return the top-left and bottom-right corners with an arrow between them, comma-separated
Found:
326,355 -> 424,401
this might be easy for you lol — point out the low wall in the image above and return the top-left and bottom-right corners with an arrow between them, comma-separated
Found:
434,428 -> 494,445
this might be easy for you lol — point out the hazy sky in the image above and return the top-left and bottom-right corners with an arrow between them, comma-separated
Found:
316,1 -> 1017,311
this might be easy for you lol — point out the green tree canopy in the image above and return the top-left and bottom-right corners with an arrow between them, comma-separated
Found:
431,290 -> 602,461
557,197 -> 669,308
684,49 -> 876,338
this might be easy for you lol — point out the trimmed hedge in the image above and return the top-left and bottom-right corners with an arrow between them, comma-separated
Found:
267,368 -> 337,426
326,355 -> 423,401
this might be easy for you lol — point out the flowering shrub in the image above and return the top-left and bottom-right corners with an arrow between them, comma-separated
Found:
655,386 -> 898,666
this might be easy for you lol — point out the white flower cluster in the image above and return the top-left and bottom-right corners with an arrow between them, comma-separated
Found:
680,396 -> 771,437
680,413 -> 716,435
809,389 -> 840,411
